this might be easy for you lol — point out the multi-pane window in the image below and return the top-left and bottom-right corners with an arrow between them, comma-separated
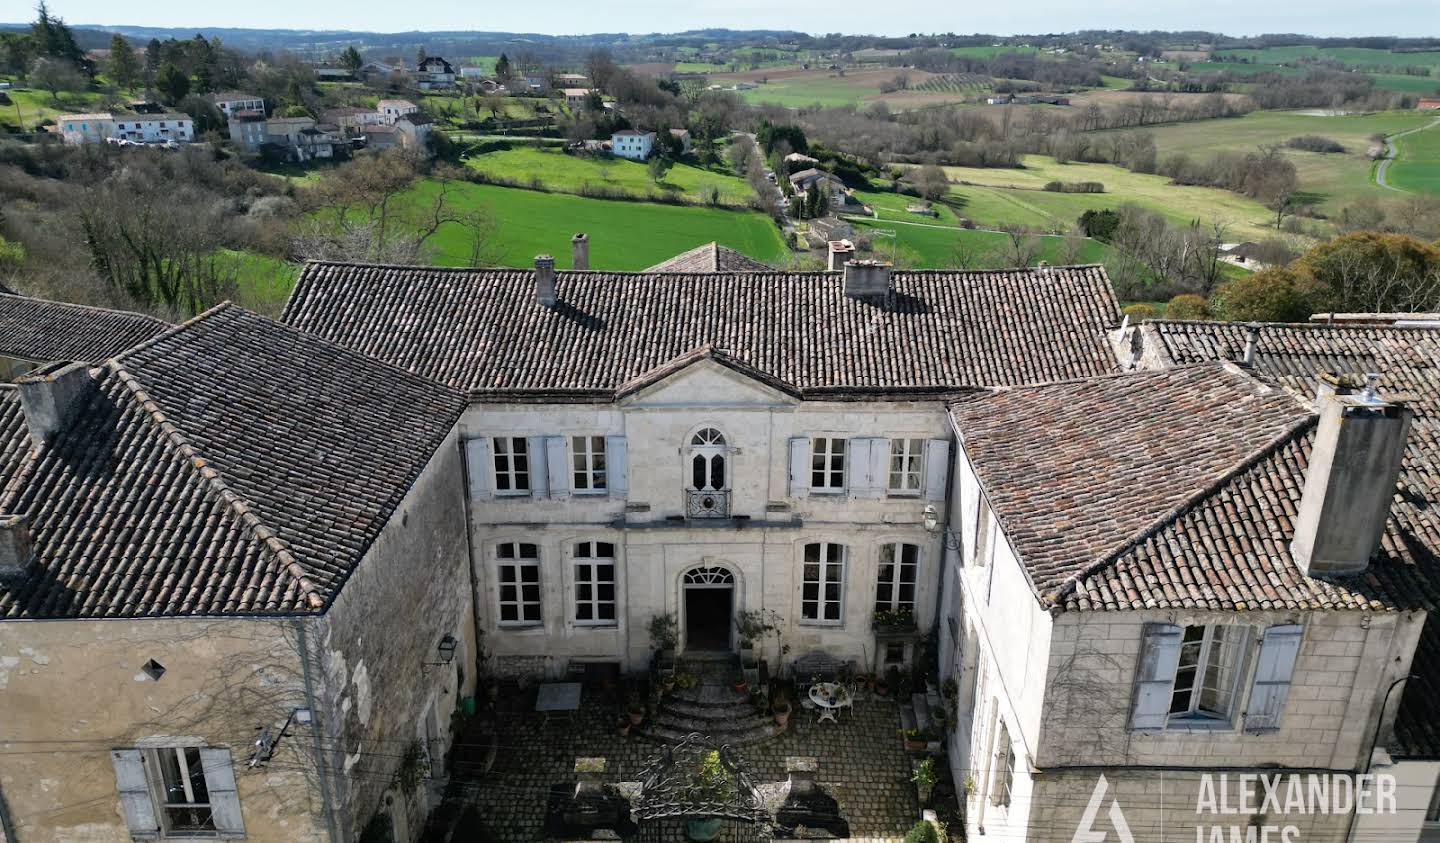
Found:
801,542 -> 846,623
572,436 -> 607,493
573,541 -> 616,625
810,437 -> 847,492
155,747 -> 215,833
496,542 -> 541,625
1171,625 -> 1245,720
990,721 -> 1014,808
888,438 -> 925,494
492,437 -> 530,494
875,542 -> 919,613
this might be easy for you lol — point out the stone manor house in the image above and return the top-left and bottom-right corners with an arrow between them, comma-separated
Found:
0,250 -> 1436,842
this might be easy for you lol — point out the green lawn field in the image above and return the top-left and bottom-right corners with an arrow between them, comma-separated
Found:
1388,120 -> 1440,194
405,180 -> 789,269
847,217 -> 1112,268
464,146 -> 754,205
1091,110 -> 1435,215
1213,46 -> 1440,70
731,74 -> 884,108
1,85 -> 106,130
933,155 -> 1278,235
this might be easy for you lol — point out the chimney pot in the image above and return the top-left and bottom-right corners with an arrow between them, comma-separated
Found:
16,362 -> 95,447
571,233 -> 590,271
1290,374 -> 1412,576
0,512 -> 34,581
534,255 -> 557,307
1241,325 -> 1259,367
843,259 -> 892,297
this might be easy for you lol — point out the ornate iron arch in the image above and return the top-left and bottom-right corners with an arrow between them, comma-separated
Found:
634,733 -> 768,840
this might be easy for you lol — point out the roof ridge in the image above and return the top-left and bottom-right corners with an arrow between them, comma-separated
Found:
111,301 -> 236,363
294,259 -> 1108,277
951,361 -> 1234,404
0,292 -> 168,328
1149,318 -> 1440,334
105,361 -> 325,610
1044,412 -> 1319,608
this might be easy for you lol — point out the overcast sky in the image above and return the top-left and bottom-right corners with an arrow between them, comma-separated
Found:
23,0 -> 1438,38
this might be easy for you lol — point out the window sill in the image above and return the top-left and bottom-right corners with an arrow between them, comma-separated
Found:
573,623 -> 619,629
798,620 -> 845,628
886,491 -> 923,498
807,489 -> 848,496
496,623 -> 545,632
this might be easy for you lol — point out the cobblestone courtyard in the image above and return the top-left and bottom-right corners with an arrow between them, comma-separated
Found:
447,687 -> 924,841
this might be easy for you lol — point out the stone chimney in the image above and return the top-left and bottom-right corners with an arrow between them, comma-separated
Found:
827,239 -> 855,272
0,512 -> 34,581
1290,373 -> 1413,576
843,259 -> 892,297
534,255 -> 557,307
16,362 -> 95,447
571,233 -> 590,271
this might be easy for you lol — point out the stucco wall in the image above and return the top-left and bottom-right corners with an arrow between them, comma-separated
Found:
311,427 -> 475,842
0,618 -> 326,843
463,362 -> 953,676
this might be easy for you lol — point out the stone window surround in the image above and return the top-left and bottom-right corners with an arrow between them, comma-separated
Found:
571,540 -> 618,627
800,540 -> 847,626
494,540 -> 543,627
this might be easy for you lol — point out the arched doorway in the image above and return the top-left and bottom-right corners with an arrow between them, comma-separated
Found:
682,566 -> 735,652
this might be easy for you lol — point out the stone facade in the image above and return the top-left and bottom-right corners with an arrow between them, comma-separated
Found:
940,435 -> 1428,843
464,360 -> 952,678
0,432 -> 472,843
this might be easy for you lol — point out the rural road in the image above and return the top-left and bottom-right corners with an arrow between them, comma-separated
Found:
1375,118 -> 1440,192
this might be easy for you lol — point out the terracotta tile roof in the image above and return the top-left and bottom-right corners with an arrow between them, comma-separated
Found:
0,293 -> 168,365
0,305 -> 465,618
645,242 -> 774,273
1137,320 -> 1440,759
281,263 -> 1123,397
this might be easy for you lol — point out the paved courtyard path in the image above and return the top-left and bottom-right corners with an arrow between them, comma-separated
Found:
443,686 -> 927,841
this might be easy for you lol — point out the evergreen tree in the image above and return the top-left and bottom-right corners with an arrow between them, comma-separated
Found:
340,45 -> 363,75
155,62 -> 190,104
144,38 -> 162,84
494,53 -> 511,79
108,34 -> 139,90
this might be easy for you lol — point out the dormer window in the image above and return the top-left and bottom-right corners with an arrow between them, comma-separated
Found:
685,427 -> 729,518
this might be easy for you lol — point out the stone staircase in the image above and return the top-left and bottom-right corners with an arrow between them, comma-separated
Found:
637,652 -> 783,746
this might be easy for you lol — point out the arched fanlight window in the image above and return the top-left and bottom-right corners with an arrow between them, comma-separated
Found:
683,566 -> 735,586
686,427 -> 731,518
691,428 -> 726,447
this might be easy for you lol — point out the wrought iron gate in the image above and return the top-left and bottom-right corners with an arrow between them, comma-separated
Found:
633,733 -> 770,843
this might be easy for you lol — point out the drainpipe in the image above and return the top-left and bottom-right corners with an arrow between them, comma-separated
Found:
1346,673 -> 1416,843
0,778 -> 18,843
455,433 -> 486,692
296,620 -> 341,843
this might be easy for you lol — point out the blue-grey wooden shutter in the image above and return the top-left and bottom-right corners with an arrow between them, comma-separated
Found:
870,438 -> 891,495
464,438 -> 492,500
787,437 -> 810,496
199,747 -> 246,838
110,749 -> 160,839
1244,624 -> 1303,733
529,435 -> 552,498
850,438 -> 885,499
606,435 -> 628,498
1129,623 -> 1183,730
923,439 -> 951,501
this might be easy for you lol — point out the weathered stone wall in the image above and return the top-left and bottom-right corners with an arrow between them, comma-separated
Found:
0,618 -> 326,842
312,427 -> 476,842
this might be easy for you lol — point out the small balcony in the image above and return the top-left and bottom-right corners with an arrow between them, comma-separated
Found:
685,489 -> 731,519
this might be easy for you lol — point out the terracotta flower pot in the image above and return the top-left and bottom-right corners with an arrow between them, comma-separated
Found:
772,702 -> 792,727
628,708 -> 645,726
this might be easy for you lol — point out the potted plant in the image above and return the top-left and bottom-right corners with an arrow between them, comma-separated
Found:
616,715 -> 632,737
683,750 -> 735,841
627,695 -> 646,726
772,698 -> 792,727
875,676 -> 890,697
901,727 -> 926,751
912,757 -> 937,805
649,614 -> 678,667
750,687 -> 768,714
872,606 -> 916,633
674,672 -> 699,691
732,677 -> 748,693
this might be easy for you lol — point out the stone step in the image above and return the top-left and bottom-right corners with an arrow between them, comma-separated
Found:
652,711 -> 775,736
669,683 -> 751,707
636,719 -> 783,747
662,698 -> 762,721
